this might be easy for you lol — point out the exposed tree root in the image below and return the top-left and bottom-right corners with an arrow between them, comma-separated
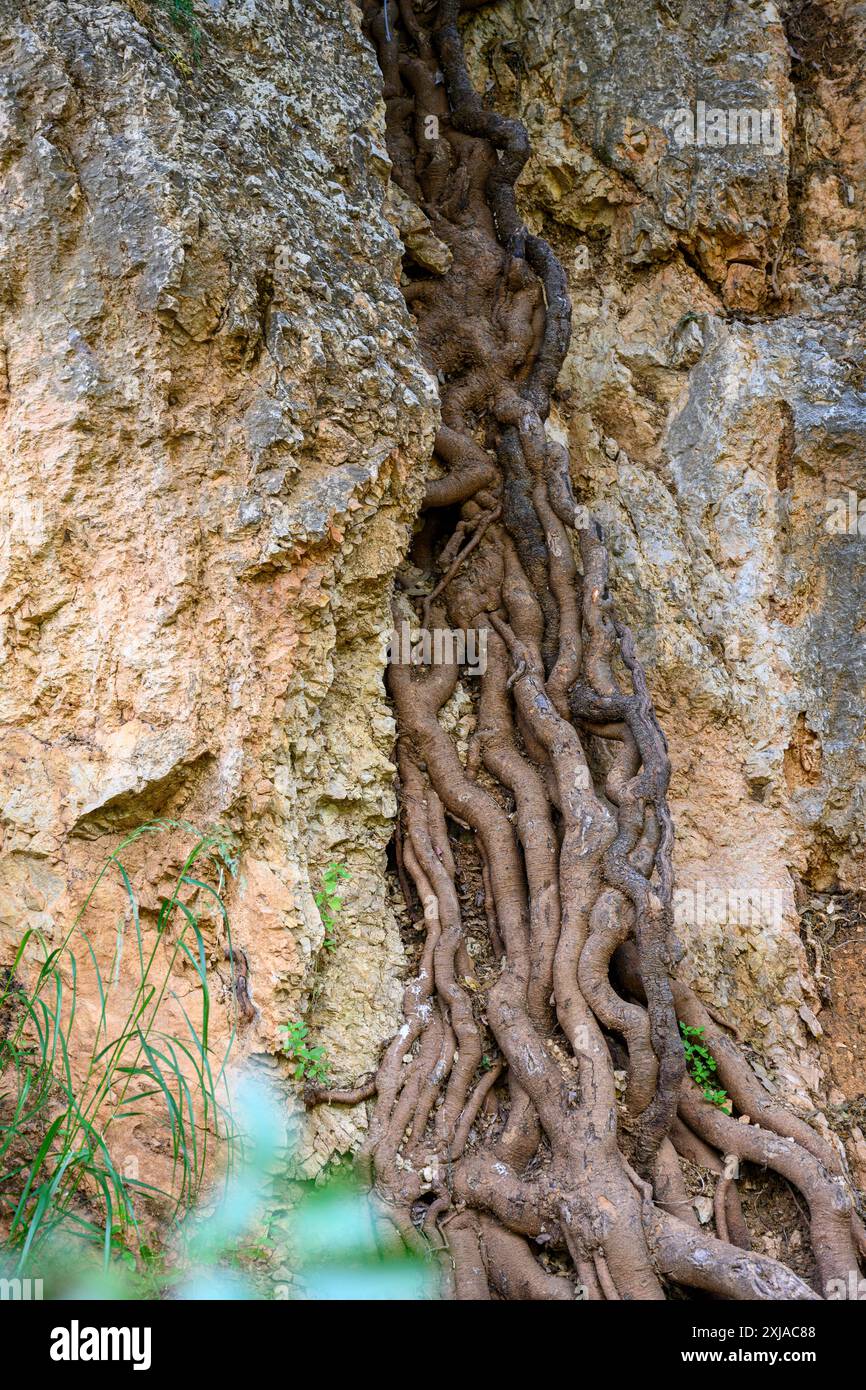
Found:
307,0 -> 863,1300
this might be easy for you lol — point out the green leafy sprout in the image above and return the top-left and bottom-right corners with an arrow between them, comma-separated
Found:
314,861 -> 351,952
679,1022 -> 732,1112
280,1020 -> 330,1086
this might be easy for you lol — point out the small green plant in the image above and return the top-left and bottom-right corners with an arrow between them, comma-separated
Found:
0,820 -> 239,1278
314,862 -> 350,952
155,0 -> 202,64
679,1022 -> 732,1112
280,1021 -> 330,1085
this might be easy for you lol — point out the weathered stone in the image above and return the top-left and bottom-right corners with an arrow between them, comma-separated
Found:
2,0 -> 865,1201
0,0 -> 437,1179
385,180 -> 453,277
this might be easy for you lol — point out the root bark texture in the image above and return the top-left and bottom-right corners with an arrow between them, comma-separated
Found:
309,0 -> 862,1300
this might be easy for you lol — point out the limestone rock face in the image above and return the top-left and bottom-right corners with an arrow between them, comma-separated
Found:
2,0 -> 865,1194
463,0 -> 866,1147
0,0 -> 436,1174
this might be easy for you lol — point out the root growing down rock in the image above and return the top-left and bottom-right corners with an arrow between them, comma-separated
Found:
308,0 -> 864,1301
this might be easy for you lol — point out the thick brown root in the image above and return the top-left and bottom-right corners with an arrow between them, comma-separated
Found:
304,0 -> 864,1302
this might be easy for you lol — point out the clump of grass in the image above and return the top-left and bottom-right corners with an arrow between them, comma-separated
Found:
0,819 -> 238,1277
148,0 -> 203,66
164,0 -> 201,50
14,1077 -> 434,1301
679,1022 -> 732,1112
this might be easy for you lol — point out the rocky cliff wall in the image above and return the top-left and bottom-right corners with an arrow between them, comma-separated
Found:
0,0 -> 437,1179
1,0 -> 864,1193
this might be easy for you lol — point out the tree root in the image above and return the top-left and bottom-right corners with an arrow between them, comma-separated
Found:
305,0 -> 863,1300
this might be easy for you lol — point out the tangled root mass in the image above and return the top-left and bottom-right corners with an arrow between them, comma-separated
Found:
309,0 -> 864,1301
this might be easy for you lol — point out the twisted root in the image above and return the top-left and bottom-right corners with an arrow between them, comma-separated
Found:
306,0 -> 861,1300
